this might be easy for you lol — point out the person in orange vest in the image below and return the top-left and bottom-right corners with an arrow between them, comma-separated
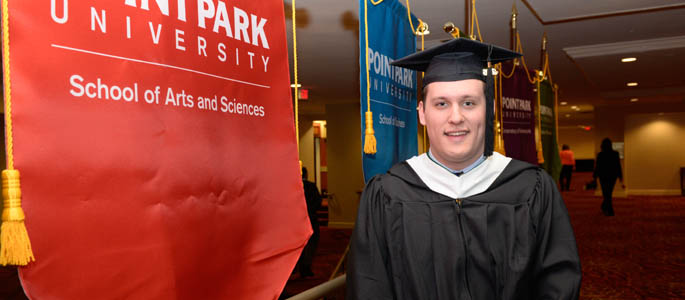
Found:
559,144 -> 575,191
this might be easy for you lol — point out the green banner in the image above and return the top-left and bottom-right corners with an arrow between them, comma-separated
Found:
539,80 -> 561,180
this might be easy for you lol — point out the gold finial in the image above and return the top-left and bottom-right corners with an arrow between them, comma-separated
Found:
417,21 -> 430,36
443,22 -> 459,38
511,2 -> 518,30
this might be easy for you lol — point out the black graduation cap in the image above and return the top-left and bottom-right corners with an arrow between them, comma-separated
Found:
390,37 -> 521,87
390,38 -> 521,157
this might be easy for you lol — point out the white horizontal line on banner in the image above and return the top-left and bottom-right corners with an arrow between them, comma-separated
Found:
370,99 -> 412,112
503,121 -> 533,125
51,44 -> 271,89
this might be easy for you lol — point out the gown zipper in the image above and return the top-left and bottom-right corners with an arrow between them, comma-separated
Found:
456,198 -> 473,300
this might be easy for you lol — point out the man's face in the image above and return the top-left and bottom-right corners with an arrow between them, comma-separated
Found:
419,79 -> 486,170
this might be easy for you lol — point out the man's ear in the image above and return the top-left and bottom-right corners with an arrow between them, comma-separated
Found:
418,101 -> 426,126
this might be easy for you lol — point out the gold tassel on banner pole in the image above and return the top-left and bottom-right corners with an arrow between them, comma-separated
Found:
362,0 -> 377,154
1,0 -> 35,266
536,33 -> 549,165
535,73 -> 545,165
554,84 -> 560,148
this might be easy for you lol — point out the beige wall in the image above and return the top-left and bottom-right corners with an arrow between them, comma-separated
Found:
325,103 -> 364,228
298,116 -> 315,182
558,127 -> 595,160
323,104 -> 425,228
592,103 -> 685,195
594,106 -> 626,154
625,112 -> 685,195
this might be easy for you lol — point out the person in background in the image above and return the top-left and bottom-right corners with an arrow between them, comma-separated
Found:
297,167 -> 322,278
593,138 -> 625,216
559,144 -> 575,191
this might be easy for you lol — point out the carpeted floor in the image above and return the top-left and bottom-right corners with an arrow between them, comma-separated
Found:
564,172 -> 685,300
279,227 -> 351,299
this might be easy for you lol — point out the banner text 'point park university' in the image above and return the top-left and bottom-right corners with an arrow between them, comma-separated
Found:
3,1 -> 311,299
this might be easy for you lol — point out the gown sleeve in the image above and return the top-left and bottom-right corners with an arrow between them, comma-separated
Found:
346,175 -> 395,300
530,170 -> 582,299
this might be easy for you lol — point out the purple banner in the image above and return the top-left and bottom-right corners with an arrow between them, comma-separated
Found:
501,63 -> 537,164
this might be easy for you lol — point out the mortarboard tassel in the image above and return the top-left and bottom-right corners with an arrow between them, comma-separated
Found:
1,0 -> 35,266
494,65 -> 506,155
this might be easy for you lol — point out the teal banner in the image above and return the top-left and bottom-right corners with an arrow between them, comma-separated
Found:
359,0 -> 419,181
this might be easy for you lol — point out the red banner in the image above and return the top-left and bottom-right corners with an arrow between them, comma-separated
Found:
5,1 -> 310,298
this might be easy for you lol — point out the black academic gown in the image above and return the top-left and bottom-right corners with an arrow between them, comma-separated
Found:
347,159 -> 581,300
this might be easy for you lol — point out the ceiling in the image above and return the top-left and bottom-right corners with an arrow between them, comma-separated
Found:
284,0 -> 685,127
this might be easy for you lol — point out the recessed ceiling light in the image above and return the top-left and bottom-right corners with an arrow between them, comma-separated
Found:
621,57 -> 637,63
565,114 -> 571,117
570,105 -> 578,109
560,101 -> 568,105
627,82 -> 638,87
630,98 -> 639,102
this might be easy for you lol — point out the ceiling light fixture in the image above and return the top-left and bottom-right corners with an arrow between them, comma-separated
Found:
627,82 -> 638,87
630,98 -> 639,102
560,101 -> 567,105
621,57 -> 637,63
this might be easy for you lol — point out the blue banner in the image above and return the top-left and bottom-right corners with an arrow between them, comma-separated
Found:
360,0 -> 418,182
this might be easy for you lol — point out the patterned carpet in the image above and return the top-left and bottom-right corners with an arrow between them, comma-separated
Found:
279,227 -> 351,299
564,172 -> 685,300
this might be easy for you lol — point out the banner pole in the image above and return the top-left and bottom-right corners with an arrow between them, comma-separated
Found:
291,0 -> 303,172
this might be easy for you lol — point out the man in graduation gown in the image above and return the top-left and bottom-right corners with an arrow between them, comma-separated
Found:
347,38 -> 581,300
